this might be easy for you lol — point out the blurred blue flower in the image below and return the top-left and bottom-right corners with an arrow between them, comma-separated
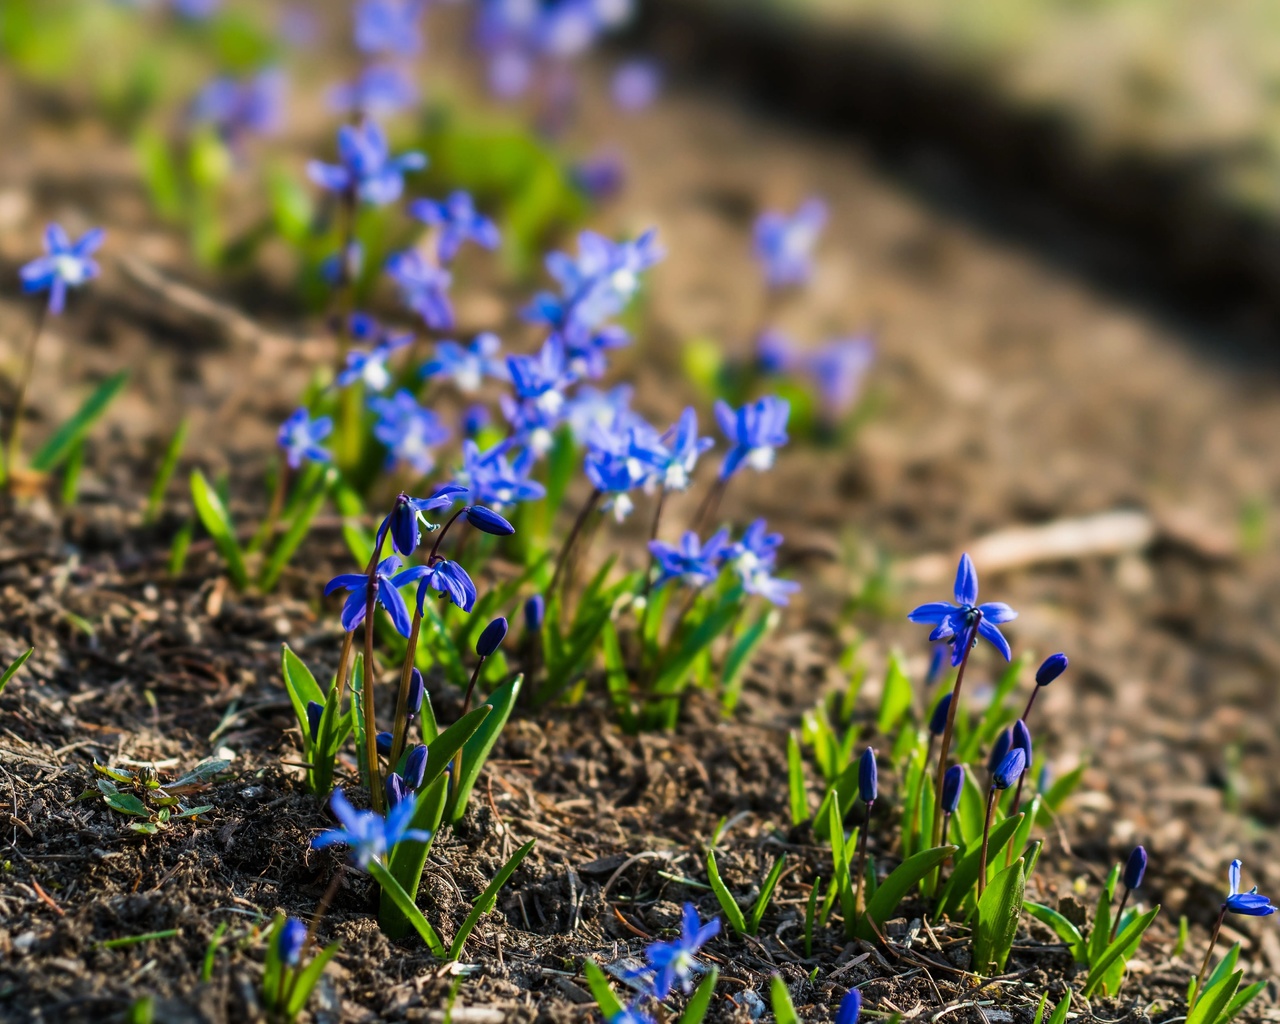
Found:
941,764 -> 965,814
524,594 -> 545,631
422,333 -> 507,392
329,64 -> 418,116
714,396 -> 790,480
172,0 -> 219,18
457,438 -> 546,508
311,788 -> 431,870
320,241 -> 364,287
754,197 -> 826,288
462,404 -> 491,435
566,384 -> 633,443
643,902 -> 720,999
755,329 -> 798,374
649,530 -> 731,590
324,555 -> 427,636
611,59 -> 660,112
836,989 -> 862,1024
354,0 -> 425,56
637,408 -> 714,493
928,693 -> 953,737
1225,860 -> 1276,916
907,553 -> 1017,665
607,1006 -> 654,1024
308,120 -> 426,206
277,409 -> 333,469
728,519 -> 799,605
370,390 -> 450,474
276,917 -> 307,968
410,191 -> 501,264
386,249 -> 454,330
191,68 -> 284,149
570,151 -> 626,201
806,335 -> 874,419
20,223 -> 104,315
416,559 -> 477,613
336,330 -> 413,391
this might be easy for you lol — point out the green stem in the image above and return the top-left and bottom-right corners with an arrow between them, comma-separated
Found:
389,609 -> 423,768
851,799 -> 873,923
977,785 -> 997,899
1189,907 -> 1226,1012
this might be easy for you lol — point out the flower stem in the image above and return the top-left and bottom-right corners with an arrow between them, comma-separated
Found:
332,629 -> 355,708
427,506 -> 467,564
977,786 -> 998,899
693,475 -> 727,533
450,656 -> 486,816
547,488 -> 600,596
1109,886 -> 1132,942
2,302 -> 48,487
359,539 -> 383,814
1189,906 -> 1226,1011
1006,771 -> 1028,868
931,629 -> 975,852
851,799 -> 874,923
637,490 -> 667,659
388,608 -> 423,768
249,458 -> 289,556
1021,686 -> 1040,723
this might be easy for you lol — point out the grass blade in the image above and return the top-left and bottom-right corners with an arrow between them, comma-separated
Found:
30,370 -> 128,473
367,859 -> 445,957
144,417 -> 189,524
190,468 -> 247,589
448,839 -> 536,960
0,648 -> 34,696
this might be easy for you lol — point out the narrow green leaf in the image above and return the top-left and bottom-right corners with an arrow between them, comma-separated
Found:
190,469 -> 247,589
99,928 -> 179,949
382,775 -> 449,939
1024,901 -> 1086,961
1031,992 -> 1049,1024
31,371 -> 128,473
201,922 -> 227,982
934,814 -> 1024,919
281,645 -> 325,743
144,417 -> 189,524
721,608 -> 776,716
602,622 -> 637,733
705,847 -> 747,935
448,675 -> 521,823
419,704 -> 492,794
876,650 -> 913,734
678,967 -> 719,1024
787,733 -> 808,826
1220,980 -> 1267,1024
351,655 -> 369,789
285,942 -> 340,1016
259,474 -> 328,591
769,975 -> 800,1024
1188,969 -> 1242,1024
1081,905 -> 1160,997
1046,996 -> 1071,1024
582,960 -> 623,1017
857,845 -> 957,940
972,860 -> 1025,975
0,648 -> 34,695
168,518 -> 194,577
748,855 -> 787,935
366,859 -> 446,958
448,839 -> 536,960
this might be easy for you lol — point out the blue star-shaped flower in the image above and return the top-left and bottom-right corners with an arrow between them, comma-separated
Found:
907,553 -> 1018,664
324,555 -> 427,636
311,788 -> 432,870
277,408 -> 333,469
410,191 -> 501,264
753,197 -> 826,288
381,485 -> 467,557
20,223 -> 104,315
421,333 -> 508,392
275,917 -> 307,968
336,328 -> 412,391
308,120 -> 426,206
643,903 -> 720,999
191,68 -> 284,151
649,530 -> 731,590
329,64 -> 417,116
354,0 -> 425,56
636,407 -> 714,493
1225,860 -> 1277,916
385,249 -> 454,330
416,559 -> 477,613
369,390 -> 450,474
457,439 -> 546,508
714,396 -> 790,480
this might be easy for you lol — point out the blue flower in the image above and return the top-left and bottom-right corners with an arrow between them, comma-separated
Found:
1123,846 -> 1147,891
410,191 -> 501,264
859,747 -> 877,804
463,404 -> 490,435
457,438 -> 546,508
275,917 -> 307,968
329,64 -> 417,116
386,249 -> 454,330
191,68 -> 284,149
941,764 -> 964,814
611,59 -> 661,112
465,505 -> 515,536
382,485 -> 466,557
924,645 -> 948,687
649,530 -> 731,590
524,594 -> 545,631
311,788 -> 431,870
421,333 -> 507,392
277,408 -> 333,469
406,668 -> 424,718
336,328 -> 413,391
907,553 -> 1017,665
739,561 -> 801,606
714,396 -> 790,480
566,384 -> 634,443
806,335 -> 874,418
308,120 -> 426,206
20,223 -> 104,315
324,555 -> 427,636
507,336 -> 576,407
320,241 -> 364,287
637,408 -> 714,493
403,744 -> 428,788
416,559 -> 477,613
725,520 -> 798,605
172,0 -> 219,18
354,0 -> 425,56
570,152 -> 626,202
1225,860 -> 1276,916
608,1006 -> 654,1024
369,390 -> 450,474
754,197 -> 826,288
1012,719 -> 1032,766
987,727 -> 1013,774
644,903 -> 720,1000
992,748 -> 1026,791
755,329 -> 798,374
836,989 -> 862,1024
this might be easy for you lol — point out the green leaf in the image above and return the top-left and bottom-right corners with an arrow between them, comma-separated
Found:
259,473 -> 329,591
748,855 -> 787,936
144,417 -> 189,525
1220,980 -> 1267,1024
31,371 -> 128,473
190,469 -> 247,589
267,165 -> 314,245
972,860 -> 1026,975
351,655 -> 369,789
103,790 -> 150,817
1024,901 -> 1086,961
602,621 -> 638,733
857,844 -> 957,940
448,839 -> 536,960
281,645 -> 325,745
285,941 -> 340,1016
934,814 -> 1024,919
419,704 -> 492,795
382,775 -> 449,939
1036,763 -> 1086,825
720,608 -> 776,716
366,859 -> 446,958
0,648 -> 34,695
1188,969 -> 1242,1024
448,675 -> 521,823
705,847 -> 748,935
651,588 -> 743,698
1046,996 -> 1071,1024
876,650 -> 914,734
133,126 -> 184,222
1031,992 -> 1049,1024
769,976 -> 800,1024
1081,905 -> 1160,997
787,733 -> 808,826
678,967 -> 719,1024
582,960 -> 623,1017
827,791 -> 856,930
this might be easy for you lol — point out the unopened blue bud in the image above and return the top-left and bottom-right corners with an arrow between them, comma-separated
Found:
476,616 -> 508,657
306,701 -> 324,743
858,747 -> 878,804
1012,719 -> 1032,765
403,744 -> 428,789
836,989 -> 862,1024
276,916 -> 307,968
987,727 -> 1013,774
465,505 -> 515,536
524,594 -> 545,631
929,693 -> 952,737
406,668 -> 424,717
376,731 -> 393,758
1036,652 -> 1068,687
942,764 -> 964,813
993,748 -> 1026,790
1123,845 -> 1147,890
385,772 -> 408,807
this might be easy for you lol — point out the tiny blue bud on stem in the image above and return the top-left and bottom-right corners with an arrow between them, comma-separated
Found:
276,916 -> 307,968
406,667 -> 424,718
929,693 -> 953,737
858,746 -> 878,804
476,616 -> 509,658
465,504 -> 515,536
403,744 -> 428,789
524,594 -> 545,632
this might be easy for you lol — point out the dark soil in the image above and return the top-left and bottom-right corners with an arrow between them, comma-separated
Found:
1,7 -> 1279,1024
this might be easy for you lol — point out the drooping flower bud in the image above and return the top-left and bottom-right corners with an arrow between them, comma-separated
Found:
1012,718 -> 1032,766
942,764 -> 965,813
1123,845 -> 1147,891
403,744 -> 428,789
987,727 -> 1013,774
1035,652 -> 1068,687
406,668 -> 424,718
929,693 -> 953,737
476,616 -> 509,657
858,746 -> 878,804
465,505 -> 515,536
993,748 -> 1026,790
276,917 -> 307,968
376,731 -> 393,758
524,594 -> 545,632
306,700 -> 324,743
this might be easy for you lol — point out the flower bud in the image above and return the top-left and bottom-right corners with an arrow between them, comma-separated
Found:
1036,652 -> 1068,687
376,731 -> 393,759
306,700 -> 324,743
1123,845 -> 1147,891
385,772 -> 408,807
941,764 -> 965,813
524,594 -> 545,632
465,505 -> 515,536
1012,718 -> 1032,765
476,616 -> 508,658
403,744 -> 428,789
992,748 -> 1026,790
276,916 -> 307,968
987,727 -> 1012,774
836,989 -> 862,1024
928,693 -> 952,737
406,668 -> 424,718
858,746 -> 877,804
